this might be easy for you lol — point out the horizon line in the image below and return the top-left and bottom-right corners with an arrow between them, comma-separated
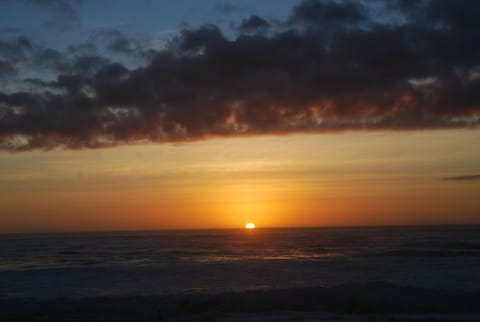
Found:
1,222 -> 480,236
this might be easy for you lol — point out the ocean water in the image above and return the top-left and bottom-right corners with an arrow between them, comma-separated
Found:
1,225 -> 480,299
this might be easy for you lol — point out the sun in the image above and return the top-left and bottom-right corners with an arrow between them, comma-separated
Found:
245,222 -> 255,229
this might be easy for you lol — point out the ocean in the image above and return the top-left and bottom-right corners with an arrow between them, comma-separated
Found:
1,225 -> 480,321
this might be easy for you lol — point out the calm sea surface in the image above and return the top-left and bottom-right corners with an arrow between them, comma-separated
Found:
1,225 -> 480,298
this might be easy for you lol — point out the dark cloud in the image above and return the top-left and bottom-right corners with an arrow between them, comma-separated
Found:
89,29 -> 157,60
289,0 -> 367,27
443,175 -> 480,181
0,60 -> 16,77
0,36 -> 69,74
388,0 -> 425,12
239,15 -> 270,33
0,36 -> 32,62
426,0 -> 480,30
67,43 -> 97,56
1,0 -> 480,150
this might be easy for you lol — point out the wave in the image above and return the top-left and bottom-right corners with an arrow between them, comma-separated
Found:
400,241 -> 480,250
371,249 -> 480,257
1,282 -> 479,321
56,250 -> 82,256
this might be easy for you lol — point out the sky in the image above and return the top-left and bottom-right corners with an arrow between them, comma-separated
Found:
0,0 -> 479,233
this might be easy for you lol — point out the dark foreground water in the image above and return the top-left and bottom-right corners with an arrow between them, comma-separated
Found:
1,225 -> 480,321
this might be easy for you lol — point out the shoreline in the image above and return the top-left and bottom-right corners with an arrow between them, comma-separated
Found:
2,281 -> 480,321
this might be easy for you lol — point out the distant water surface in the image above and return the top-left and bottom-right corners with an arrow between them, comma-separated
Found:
1,225 -> 480,298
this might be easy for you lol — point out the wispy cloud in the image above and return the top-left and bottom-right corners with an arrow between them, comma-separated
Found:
0,0 -> 84,31
443,175 -> 480,181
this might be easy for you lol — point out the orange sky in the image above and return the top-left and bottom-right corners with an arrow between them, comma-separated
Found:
1,129 -> 479,233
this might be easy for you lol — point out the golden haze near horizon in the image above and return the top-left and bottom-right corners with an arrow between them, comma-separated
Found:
1,129 -> 479,233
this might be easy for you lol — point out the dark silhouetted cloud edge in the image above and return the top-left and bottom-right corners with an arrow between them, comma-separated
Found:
443,175 -> 480,181
1,0 -> 480,150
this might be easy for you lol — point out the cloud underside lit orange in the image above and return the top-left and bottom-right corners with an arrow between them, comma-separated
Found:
2,0 -> 480,150
2,113 -> 479,151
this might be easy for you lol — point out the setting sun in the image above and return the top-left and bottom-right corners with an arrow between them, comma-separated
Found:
245,222 -> 255,229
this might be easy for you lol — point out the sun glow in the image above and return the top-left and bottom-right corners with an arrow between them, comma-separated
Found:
245,222 -> 255,229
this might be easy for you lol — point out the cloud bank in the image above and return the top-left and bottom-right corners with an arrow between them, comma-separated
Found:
1,0 -> 480,150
